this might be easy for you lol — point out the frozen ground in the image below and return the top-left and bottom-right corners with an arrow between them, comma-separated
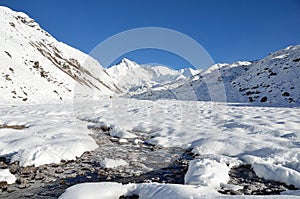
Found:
0,98 -> 299,197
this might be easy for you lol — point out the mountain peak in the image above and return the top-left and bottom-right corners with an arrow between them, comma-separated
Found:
178,68 -> 200,78
120,58 -> 137,67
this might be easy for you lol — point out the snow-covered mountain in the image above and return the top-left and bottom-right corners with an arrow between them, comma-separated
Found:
106,58 -> 199,93
133,46 -> 300,106
0,6 -> 121,104
1,5 -> 299,107
232,46 -> 300,105
178,67 -> 200,78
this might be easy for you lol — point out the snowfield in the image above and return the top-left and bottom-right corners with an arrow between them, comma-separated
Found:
0,98 -> 299,197
0,102 -> 98,166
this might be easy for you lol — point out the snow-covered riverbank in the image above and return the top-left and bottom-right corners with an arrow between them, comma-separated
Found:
0,98 -> 299,197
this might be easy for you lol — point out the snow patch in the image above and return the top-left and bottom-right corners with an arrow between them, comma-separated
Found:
0,169 -> 16,184
100,158 -> 129,169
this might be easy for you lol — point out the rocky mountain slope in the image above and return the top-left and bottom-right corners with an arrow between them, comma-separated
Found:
133,46 -> 300,106
0,6 -> 121,104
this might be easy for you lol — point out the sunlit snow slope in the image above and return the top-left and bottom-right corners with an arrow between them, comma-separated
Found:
133,46 -> 300,106
0,6 -> 121,104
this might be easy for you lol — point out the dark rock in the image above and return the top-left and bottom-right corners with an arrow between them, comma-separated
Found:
9,164 -> 19,174
119,194 -> 139,199
6,186 -> 16,193
17,178 -> 30,189
0,161 -> 8,169
0,181 -> 8,191
35,172 -> 45,180
21,166 -> 37,175
292,58 -> 300,62
0,157 -> 7,162
55,168 -> 64,174
282,92 -> 290,96
98,169 -> 106,176
49,163 -> 60,168
260,96 -> 268,102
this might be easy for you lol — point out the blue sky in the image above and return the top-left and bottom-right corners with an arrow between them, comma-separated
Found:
1,0 -> 300,69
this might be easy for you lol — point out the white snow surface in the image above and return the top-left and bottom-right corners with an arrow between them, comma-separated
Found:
59,182 -> 300,199
281,190 -> 300,196
0,169 -> 16,184
252,162 -> 300,188
185,157 -> 231,188
100,158 -> 129,169
0,6 -> 120,104
0,103 -> 98,166
59,182 -> 129,199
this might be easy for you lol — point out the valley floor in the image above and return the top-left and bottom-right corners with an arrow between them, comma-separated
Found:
0,98 -> 299,198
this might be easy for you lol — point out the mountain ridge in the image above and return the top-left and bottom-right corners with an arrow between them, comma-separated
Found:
0,6 -> 121,104
106,58 -> 200,94
132,45 -> 300,106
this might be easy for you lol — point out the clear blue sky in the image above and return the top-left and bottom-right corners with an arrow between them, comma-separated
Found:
1,0 -> 300,69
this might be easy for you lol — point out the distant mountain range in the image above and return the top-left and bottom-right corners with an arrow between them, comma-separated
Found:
106,58 -> 200,94
0,6 -> 299,106
133,46 -> 300,106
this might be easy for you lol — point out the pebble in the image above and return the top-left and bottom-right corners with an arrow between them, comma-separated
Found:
35,172 -> 45,180
21,166 -> 37,175
0,161 -> 8,169
9,163 -> 19,174
55,168 -> 64,174
17,178 -> 30,189
0,181 -> 8,191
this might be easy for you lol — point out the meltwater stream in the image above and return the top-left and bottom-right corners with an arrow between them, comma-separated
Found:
0,126 -> 193,198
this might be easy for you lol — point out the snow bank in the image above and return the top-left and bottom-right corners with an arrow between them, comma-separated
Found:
59,182 -> 300,199
131,183 -> 217,198
109,125 -> 137,139
252,162 -> 300,188
59,182 -> 129,199
184,155 -> 241,192
0,169 -> 16,184
0,103 -> 98,166
185,158 -> 230,188
59,182 -> 217,199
